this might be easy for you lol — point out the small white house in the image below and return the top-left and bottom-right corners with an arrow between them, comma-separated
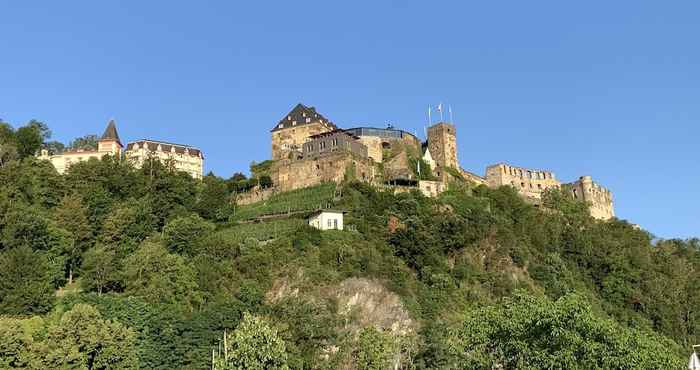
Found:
308,210 -> 344,231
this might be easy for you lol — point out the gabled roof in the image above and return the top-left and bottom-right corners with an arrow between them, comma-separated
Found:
271,103 -> 337,132
125,139 -> 203,158
100,119 -> 122,145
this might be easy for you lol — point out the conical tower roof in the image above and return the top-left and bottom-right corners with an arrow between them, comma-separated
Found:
100,119 -> 122,146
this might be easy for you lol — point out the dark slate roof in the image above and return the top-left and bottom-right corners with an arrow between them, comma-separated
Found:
271,103 -> 337,132
308,129 -> 359,140
100,119 -> 122,145
125,139 -> 203,158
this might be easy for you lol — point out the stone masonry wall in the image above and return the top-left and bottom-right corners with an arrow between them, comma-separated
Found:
567,176 -> 615,220
485,163 -> 561,200
271,121 -> 334,160
427,122 -> 458,170
271,151 -> 375,192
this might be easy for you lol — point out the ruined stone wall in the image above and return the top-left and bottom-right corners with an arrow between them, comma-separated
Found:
567,176 -> 615,220
358,136 -> 383,162
271,121 -> 334,160
427,122 -> 458,170
271,151 -> 375,192
419,180 -> 446,197
461,169 -> 488,186
485,163 -> 561,200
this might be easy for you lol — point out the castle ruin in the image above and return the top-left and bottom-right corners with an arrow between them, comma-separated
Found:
260,103 -> 615,220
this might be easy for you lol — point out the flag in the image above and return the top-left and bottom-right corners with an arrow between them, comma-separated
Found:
436,103 -> 443,112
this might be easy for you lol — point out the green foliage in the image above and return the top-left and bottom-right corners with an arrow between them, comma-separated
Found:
250,159 -> 274,178
0,246 -> 54,315
67,134 -> 99,151
163,213 -> 215,256
196,173 -> 234,221
355,326 -> 397,370
81,245 -> 119,295
2,120 -> 699,370
214,313 -> 289,370
123,241 -> 202,311
232,183 -> 336,221
259,174 -> 273,189
15,120 -> 48,159
440,291 -> 683,369
0,303 -> 138,369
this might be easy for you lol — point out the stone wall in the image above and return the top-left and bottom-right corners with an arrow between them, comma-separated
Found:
419,180 -> 446,197
271,121 -> 334,160
567,176 -> 615,220
271,151 -> 375,192
358,136 -> 383,162
303,131 -> 368,159
427,122 -> 458,170
235,187 -> 277,206
485,163 -> 561,200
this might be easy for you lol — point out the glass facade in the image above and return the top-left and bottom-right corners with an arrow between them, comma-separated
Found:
344,127 -> 412,140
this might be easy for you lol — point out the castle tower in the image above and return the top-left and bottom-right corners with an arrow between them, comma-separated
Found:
569,175 -> 615,220
427,122 -> 459,171
270,103 -> 337,160
97,119 -> 123,155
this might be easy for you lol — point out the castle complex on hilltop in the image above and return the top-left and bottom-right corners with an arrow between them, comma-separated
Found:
261,103 -> 615,220
36,104 -> 615,220
39,120 -> 204,179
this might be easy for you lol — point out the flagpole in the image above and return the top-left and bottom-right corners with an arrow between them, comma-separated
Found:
449,105 -> 453,123
439,103 -> 444,122
428,106 -> 432,125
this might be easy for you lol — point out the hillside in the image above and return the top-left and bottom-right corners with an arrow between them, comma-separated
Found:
0,122 -> 699,369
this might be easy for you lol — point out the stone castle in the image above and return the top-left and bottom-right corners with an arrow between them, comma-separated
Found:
39,120 -> 204,179
36,104 -> 615,220
260,103 -> 615,220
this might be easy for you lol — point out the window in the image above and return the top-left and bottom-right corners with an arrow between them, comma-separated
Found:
327,219 -> 333,228
333,219 -> 338,229
521,182 -> 525,187
537,184 -> 542,190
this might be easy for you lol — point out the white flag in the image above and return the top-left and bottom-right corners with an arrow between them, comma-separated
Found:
436,103 -> 443,112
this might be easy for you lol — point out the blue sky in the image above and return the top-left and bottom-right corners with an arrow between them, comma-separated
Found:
1,1 -> 697,239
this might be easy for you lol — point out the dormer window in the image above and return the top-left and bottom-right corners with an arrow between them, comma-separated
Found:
306,118 -> 311,123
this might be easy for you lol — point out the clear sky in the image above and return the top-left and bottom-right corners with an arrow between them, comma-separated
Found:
1,1 -> 697,239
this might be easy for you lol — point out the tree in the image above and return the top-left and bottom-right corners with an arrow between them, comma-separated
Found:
68,134 -> 99,151
259,175 -> 273,189
43,140 -> 65,155
81,245 -> 119,295
0,205 -> 52,251
196,174 -> 233,221
0,246 -> 54,315
54,194 -> 93,284
99,201 -> 156,258
38,304 -> 138,369
355,326 -> 397,370
15,120 -> 49,158
123,241 -> 202,311
163,214 -> 215,256
0,120 -> 18,167
441,291 -> 684,369
213,313 -> 289,370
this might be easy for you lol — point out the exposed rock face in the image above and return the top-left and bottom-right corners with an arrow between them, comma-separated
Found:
333,278 -> 416,336
266,275 -> 418,369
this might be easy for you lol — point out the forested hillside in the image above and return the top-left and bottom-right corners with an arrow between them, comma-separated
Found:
0,120 -> 698,369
